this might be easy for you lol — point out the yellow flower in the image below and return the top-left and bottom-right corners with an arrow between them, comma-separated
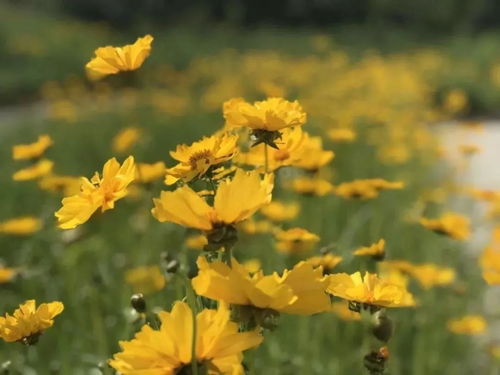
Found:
327,272 -> 415,308
109,301 -> 263,375
274,227 -> 320,254
112,127 -> 141,154
288,176 -> 334,196
185,234 -> 208,250
330,302 -> 361,321
12,135 -> 53,160
0,300 -> 64,344
38,175 -> 81,196
327,128 -> 357,143
260,201 -> 300,222
443,89 -> 468,114
136,161 -> 166,183
153,169 -> 273,231
353,239 -> 386,260
236,127 -> 305,171
238,219 -> 276,235
409,264 -> 455,289
165,133 -> 239,185
125,265 -> 166,294
223,97 -> 307,132
55,156 -> 136,229
334,179 -> 404,199
304,253 -> 343,273
0,217 -> 42,235
420,212 -> 470,241
291,133 -> 334,171
0,267 -> 17,283
447,315 -> 487,335
13,159 -> 54,181
479,246 -> 500,285
85,35 -> 153,80
193,256 -> 330,315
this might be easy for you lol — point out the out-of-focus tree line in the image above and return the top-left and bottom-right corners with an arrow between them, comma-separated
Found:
7,0 -> 500,32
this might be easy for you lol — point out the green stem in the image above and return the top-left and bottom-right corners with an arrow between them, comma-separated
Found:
264,144 -> 269,173
184,275 -> 199,375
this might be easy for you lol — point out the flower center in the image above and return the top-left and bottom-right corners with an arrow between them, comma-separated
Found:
189,149 -> 213,169
274,149 -> 290,162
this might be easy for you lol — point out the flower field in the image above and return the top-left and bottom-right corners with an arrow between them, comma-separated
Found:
1,4 -> 500,375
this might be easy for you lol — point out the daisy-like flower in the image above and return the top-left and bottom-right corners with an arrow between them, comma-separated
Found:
153,169 -> 273,249
109,301 -> 263,375
447,315 -> 487,335
353,239 -> 386,260
0,217 -> 42,236
479,246 -> 500,285
327,128 -> 357,143
135,161 -> 166,183
408,263 -> 455,289
192,256 -> 331,316
85,35 -> 153,80
274,227 -> 320,254
112,127 -> 141,154
13,159 -> 54,181
165,133 -> 239,185
327,271 -> 415,310
224,97 -> 306,148
0,300 -> 64,344
288,176 -> 334,196
0,267 -> 17,283
12,135 -> 53,160
420,212 -> 470,241
305,253 -> 343,274
334,178 -> 404,199
125,265 -> 166,294
55,156 -> 136,229
260,200 -> 300,222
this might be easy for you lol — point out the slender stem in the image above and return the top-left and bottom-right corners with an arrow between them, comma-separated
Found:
264,144 -> 269,173
184,275 -> 199,375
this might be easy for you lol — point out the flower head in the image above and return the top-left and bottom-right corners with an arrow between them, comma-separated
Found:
136,161 -> 166,183
0,300 -> 64,344
274,227 -> 320,254
328,128 -> 357,143
153,169 -> 273,231
38,175 -> 81,196
224,97 -> 307,132
327,272 -> 415,309
0,267 -> 17,284
420,212 -> 470,241
86,35 -> 153,80
288,177 -> 334,196
165,133 -> 239,185
353,239 -> 386,260
12,135 -> 53,160
125,265 -> 166,294
192,256 -> 330,315
112,127 -> 141,154
305,253 -> 343,273
110,301 -> 262,374
260,201 -> 300,222
479,246 -> 500,285
55,156 -> 136,229
447,315 -> 487,335
13,159 -> 54,181
0,217 -> 42,235
334,179 -> 404,199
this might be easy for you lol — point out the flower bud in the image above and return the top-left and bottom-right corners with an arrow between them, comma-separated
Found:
130,293 -> 147,314
372,310 -> 394,343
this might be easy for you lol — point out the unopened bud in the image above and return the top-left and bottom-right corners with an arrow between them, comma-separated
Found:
130,293 -> 147,314
372,310 -> 394,343
363,346 -> 390,374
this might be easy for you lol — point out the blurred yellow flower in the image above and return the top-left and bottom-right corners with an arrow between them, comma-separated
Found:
238,218 -> 275,235
305,253 -> 343,273
109,301 -> 262,374
12,135 -> 53,160
243,258 -> 262,274
165,133 -> 238,185
125,265 -> 166,294
479,246 -> 500,285
86,35 -> 153,80
353,239 -> 385,260
193,256 -> 330,315
13,159 -> 54,181
0,267 -> 17,283
0,217 -> 42,235
327,272 -> 415,308
330,301 -> 361,321
292,133 -> 335,171
334,179 -> 404,199
185,233 -> 208,250
112,127 -> 141,154
135,161 -> 166,183
443,89 -> 468,114
288,176 -> 334,196
55,156 -> 136,229
260,201 -> 300,222
327,128 -> 357,143
274,227 -> 320,254
447,315 -> 487,335
38,175 -> 81,196
0,300 -> 64,344
153,169 -> 273,231
224,97 -> 307,132
420,212 -> 470,241
409,264 -> 455,289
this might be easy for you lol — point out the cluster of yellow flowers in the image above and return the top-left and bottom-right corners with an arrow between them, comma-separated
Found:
2,32 -> 498,374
